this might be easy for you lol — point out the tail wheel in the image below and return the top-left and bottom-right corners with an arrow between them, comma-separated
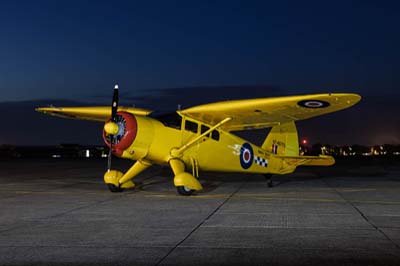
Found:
107,184 -> 124,193
177,186 -> 194,196
264,174 -> 273,187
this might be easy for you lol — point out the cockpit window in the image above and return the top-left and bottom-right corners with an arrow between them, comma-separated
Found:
152,112 -> 182,129
201,125 -> 210,134
185,120 -> 198,133
201,125 -> 219,141
211,130 -> 220,141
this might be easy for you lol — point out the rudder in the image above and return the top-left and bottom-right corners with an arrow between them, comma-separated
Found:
262,122 -> 299,156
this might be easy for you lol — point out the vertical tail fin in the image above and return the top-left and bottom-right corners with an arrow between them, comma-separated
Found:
262,122 -> 299,156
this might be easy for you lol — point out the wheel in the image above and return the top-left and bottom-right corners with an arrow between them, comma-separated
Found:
264,174 -> 273,188
107,183 -> 124,193
177,186 -> 194,196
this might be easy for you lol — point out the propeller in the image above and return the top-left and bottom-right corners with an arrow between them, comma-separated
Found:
106,84 -> 119,171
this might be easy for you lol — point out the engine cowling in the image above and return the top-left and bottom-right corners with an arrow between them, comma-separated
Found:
103,112 -> 137,156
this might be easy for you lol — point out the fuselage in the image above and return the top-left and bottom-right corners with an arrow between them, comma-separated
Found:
115,112 -> 282,175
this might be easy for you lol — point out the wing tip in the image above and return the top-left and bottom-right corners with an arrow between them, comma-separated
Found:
328,93 -> 362,106
346,93 -> 362,106
354,93 -> 362,101
35,107 -> 59,114
35,107 -> 48,113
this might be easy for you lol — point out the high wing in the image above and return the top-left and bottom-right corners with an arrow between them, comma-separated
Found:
35,106 -> 152,122
180,93 -> 361,131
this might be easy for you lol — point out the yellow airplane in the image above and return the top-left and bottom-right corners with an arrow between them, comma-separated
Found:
36,86 -> 361,195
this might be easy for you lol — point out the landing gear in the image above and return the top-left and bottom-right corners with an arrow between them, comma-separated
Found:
177,186 -> 194,196
170,159 -> 202,196
264,174 -> 273,187
104,161 -> 151,193
107,184 -> 124,193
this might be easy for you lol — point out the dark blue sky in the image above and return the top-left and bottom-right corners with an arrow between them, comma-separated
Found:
1,0 -> 399,100
0,1 -> 399,145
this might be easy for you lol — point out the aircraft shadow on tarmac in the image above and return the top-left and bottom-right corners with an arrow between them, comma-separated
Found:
130,165 -> 327,194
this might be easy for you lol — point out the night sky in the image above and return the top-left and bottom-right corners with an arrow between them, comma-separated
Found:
0,1 -> 399,145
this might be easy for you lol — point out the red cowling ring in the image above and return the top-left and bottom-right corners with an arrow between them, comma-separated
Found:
102,112 -> 137,157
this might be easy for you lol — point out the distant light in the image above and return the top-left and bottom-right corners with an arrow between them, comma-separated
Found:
302,139 -> 308,145
52,154 -> 61,158
85,149 -> 90,158
101,153 -> 108,158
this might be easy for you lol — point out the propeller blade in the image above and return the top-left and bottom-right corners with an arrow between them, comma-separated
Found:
107,142 -> 113,171
107,84 -> 119,171
111,84 -> 119,121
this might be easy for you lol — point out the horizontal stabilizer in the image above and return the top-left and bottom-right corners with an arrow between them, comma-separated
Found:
275,155 -> 335,167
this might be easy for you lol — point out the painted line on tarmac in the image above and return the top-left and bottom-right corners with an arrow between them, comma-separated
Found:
6,189 -> 400,206
137,193 -> 400,206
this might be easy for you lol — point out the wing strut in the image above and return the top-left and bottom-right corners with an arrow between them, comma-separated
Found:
171,117 -> 232,158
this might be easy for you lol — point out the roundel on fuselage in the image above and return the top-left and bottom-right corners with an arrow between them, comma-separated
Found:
240,143 -> 254,169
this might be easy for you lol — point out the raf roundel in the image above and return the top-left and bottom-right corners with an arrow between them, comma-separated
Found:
240,143 -> 254,169
297,99 -> 330,108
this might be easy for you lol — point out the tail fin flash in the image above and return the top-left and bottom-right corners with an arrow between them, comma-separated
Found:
262,122 -> 299,156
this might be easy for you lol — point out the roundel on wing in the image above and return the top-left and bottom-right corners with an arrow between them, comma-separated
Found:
297,99 -> 330,108
240,143 -> 254,169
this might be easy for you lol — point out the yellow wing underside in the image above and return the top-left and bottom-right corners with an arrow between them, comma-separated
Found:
36,93 -> 361,130
35,106 -> 152,122
180,93 -> 361,131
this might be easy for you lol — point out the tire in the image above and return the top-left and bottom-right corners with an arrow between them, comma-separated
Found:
177,186 -> 194,196
264,174 -> 273,187
107,183 -> 124,193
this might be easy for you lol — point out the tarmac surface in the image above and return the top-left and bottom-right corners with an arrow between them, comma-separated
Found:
0,158 -> 400,266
